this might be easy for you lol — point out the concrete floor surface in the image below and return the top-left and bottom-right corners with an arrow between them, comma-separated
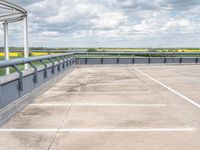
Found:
0,65 -> 200,150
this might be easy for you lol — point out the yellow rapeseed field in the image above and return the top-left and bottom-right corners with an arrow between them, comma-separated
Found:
31,52 -> 49,56
0,52 -> 49,57
0,52 -> 21,57
0,49 -> 200,58
176,49 -> 200,52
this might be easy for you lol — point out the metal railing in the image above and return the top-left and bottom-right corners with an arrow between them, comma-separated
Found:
75,51 -> 200,56
0,0 -> 27,23
0,53 -> 74,68
0,53 -> 75,111
75,52 -> 200,64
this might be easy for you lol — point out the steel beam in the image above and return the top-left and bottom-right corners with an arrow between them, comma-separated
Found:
0,1 -> 28,70
0,6 -> 14,11
0,0 -> 27,14
0,12 -> 23,22
5,16 -> 23,23
3,21 -> 9,75
24,15 -> 29,70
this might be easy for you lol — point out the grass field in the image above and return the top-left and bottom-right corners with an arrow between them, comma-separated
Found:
1,49 -> 200,76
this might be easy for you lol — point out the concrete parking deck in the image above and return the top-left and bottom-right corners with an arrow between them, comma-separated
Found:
0,65 -> 200,150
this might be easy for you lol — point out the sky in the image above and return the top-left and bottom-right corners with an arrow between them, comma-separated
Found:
0,0 -> 200,48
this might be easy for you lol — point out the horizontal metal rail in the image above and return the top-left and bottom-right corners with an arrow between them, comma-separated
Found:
0,12 -> 24,22
75,51 -> 200,55
0,53 -> 74,68
0,0 -> 27,14
1,51 -> 199,68
0,0 -> 27,23
1,50 -> 200,55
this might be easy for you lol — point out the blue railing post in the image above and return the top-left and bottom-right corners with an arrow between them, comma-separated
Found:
60,56 -> 66,69
12,65 -> 23,91
55,57 -> 61,72
40,60 -> 48,78
48,58 -> 55,74
0,82 -> 2,107
28,62 -> 38,83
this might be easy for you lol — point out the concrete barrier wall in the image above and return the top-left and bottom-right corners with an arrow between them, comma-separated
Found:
76,57 -> 199,65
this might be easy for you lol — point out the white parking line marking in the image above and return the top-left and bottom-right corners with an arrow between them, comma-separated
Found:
47,91 -> 151,94
135,68 -> 200,108
56,83 -> 142,86
30,103 -> 167,107
0,128 -> 194,132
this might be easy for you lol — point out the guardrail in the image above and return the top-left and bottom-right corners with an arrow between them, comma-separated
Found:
0,53 -> 75,111
75,51 -> 200,55
75,52 -> 200,64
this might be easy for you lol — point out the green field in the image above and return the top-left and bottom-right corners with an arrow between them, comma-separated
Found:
1,50 -> 200,76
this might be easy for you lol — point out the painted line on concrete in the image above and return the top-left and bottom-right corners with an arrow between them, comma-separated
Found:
46,91 -> 151,94
135,68 -> 200,108
0,128 -> 194,132
30,103 -> 167,107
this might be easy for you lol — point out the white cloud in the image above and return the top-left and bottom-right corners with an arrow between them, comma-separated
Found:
91,12 -> 127,29
1,0 -> 200,47
162,18 -> 196,33
45,2 -> 103,24
40,31 -> 59,36
165,19 -> 191,28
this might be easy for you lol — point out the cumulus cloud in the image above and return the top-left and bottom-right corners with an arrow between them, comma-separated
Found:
0,0 -> 200,47
91,12 -> 127,29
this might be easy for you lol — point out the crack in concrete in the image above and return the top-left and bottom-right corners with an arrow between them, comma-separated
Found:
47,68 -> 88,150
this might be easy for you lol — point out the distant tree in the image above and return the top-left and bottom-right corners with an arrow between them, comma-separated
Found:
88,48 -> 97,52
48,50 -> 51,55
149,49 -> 156,52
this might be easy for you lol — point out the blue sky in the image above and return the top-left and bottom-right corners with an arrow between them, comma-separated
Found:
1,0 -> 200,48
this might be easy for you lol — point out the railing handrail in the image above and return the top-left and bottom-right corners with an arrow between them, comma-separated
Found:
75,51 -> 200,55
0,52 -> 74,68
1,51 -> 200,68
